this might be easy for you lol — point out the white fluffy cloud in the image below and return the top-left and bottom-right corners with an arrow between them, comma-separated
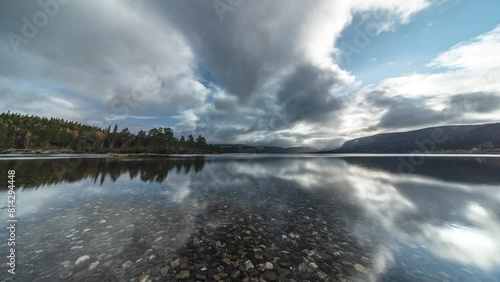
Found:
338,25 -> 500,140
0,0 -> 207,128
379,25 -> 500,99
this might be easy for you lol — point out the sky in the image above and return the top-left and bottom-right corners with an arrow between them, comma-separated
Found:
1,0 -> 499,149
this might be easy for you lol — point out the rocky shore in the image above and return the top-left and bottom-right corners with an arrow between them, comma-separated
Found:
0,148 -> 221,155
0,148 -> 76,154
2,182 -> 375,282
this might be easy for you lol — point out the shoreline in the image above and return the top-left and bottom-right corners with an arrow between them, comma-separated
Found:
1,148 -> 500,156
0,148 -> 222,155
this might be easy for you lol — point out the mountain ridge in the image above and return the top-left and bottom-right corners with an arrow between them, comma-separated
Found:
328,122 -> 500,154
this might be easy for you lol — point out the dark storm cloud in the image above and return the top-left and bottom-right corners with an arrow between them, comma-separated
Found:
277,64 -> 345,123
150,1 -> 341,101
366,90 -> 500,131
378,101 -> 445,129
213,94 -> 238,112
366,92 -> 447,129
448,92 -> 500,113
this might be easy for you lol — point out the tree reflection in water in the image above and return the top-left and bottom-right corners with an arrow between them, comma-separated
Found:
0,157 -> 206,190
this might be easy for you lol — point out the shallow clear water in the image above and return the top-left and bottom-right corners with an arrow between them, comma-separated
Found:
0,155 -> 499,281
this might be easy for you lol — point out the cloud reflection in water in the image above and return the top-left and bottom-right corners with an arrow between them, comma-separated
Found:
228,156 -> 500,272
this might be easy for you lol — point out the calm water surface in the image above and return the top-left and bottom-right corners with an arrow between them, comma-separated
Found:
0,155 -> 499,282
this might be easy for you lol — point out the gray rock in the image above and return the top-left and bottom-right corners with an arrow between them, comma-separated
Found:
264,271 -> 277,281
318,271 -> 328,280
160,266 -> 169,277
193,237 -> 201,247
122,260 -> 133,270
74,255 -> 90,270
75,255 -> 90,265
196,274 -> 207,280
230,270 -> 241,278
179,257 -> 189,266
171,258 -> 180,268
89,261 -> 99,270
222,257 -> 232,266
175,270 -> 190,280
245,260 -> 255,270
354,263 -> 367,273
59,271 -> 73,279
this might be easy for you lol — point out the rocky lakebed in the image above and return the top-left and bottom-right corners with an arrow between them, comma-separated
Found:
1,156 -> 499,282
2,185 -> 375,282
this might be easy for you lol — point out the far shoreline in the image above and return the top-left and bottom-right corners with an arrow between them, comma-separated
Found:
1,148 -> 500,157
0,148 -> 222,156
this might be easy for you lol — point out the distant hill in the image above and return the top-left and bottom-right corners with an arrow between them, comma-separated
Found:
328,123 -> 500,154
217,144 -> 319,154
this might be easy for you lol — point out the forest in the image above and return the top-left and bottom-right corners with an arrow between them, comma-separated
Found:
0,112 -> 221,154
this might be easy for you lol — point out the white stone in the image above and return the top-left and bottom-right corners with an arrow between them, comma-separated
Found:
123,260 -> 133,269
89,261 -> 99,270
309,262 -> 319,269
245,260 -> 254,270
75,255 -> 90,266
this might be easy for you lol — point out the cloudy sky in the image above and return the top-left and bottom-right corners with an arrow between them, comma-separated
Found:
1,0 -> 499,149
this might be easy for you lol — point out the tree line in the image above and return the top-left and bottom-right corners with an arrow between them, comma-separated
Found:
0,112 -> 221,153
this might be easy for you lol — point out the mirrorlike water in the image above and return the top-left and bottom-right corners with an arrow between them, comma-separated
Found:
0,155 -> 499,281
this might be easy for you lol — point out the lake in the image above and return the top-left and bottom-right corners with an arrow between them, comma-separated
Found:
0,154 -> 499,281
